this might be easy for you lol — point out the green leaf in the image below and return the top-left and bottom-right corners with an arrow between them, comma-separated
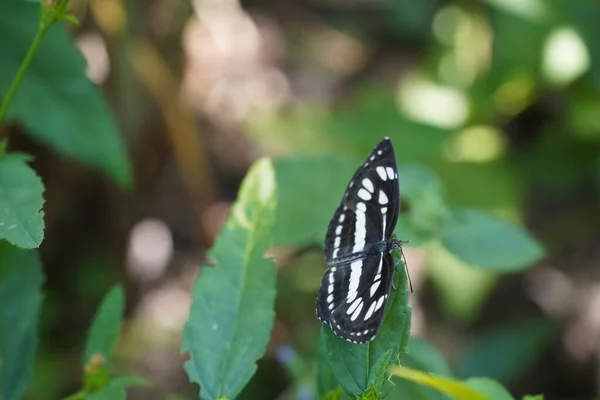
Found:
182,158 -> 277,400
274,157 -> 446,248
320,253 -> 411,398
83,285 -> 125,366
427,242 -> 497,322
395,165 -> 449,246
522,395 -> 544,400
440,208 -> 544,272
390,366 -> 489,400
320,387 -> 344,400
0,153 -> 44,248
316,334 -> 340,399
464,378 -> 515,400
388,338 -> 453,400
403,338 -> 453,377
274,155 -> 357,248
0,241 -> 44,400
87,376 -> 151,400
0,1 -> 131,185
456,318 -> 555,383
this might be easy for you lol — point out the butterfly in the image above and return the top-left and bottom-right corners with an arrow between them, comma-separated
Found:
315,137 -> 406,343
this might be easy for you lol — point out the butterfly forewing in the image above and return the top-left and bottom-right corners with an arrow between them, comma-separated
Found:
324,138 -> 400,264
318,137 -> 402,343
316,252 -> 394,343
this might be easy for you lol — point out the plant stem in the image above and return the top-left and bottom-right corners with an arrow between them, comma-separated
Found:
0,0 -> 73,124
0,27 -> 46,123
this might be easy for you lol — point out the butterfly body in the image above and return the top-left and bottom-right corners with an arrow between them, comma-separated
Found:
316,138 -> 402,343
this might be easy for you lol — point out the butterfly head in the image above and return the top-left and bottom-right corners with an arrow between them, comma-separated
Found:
387,237 -> 403,252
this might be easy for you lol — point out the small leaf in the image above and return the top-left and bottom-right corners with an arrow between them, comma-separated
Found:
321,253 -> 411,398
366,349 -> 393,393
87,376 -> 151,400
320,386 -> 344,400
0,154 -> 45,248
456,318 -> 555,383
441,208 -> 544,272
464,378 -> 515,400
62,13 -> 80,25
389,338 -> 453,400
182,158 -> 277,400
0,2 -> 131,185
390,366 -> 488,400
0,241 -> 44,400
83,285 -> 125,366
522,395 -> 544,400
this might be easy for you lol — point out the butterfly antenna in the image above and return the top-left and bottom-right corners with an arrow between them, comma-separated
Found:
398,241 -> 413,294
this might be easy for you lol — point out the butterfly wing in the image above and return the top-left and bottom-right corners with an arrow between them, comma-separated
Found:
324,138 -> 400,264
316,252 -> 394,343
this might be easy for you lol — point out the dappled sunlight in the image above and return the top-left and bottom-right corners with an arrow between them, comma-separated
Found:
182,1 -> 290,126
493,74 -> 536,116
481,0 -> 548,22
443,125 -> 506,163
543,27 -> 590,87
396,72 -> 469,129
136,283 -> 192,332
126,218 -> 174,283
75,32 -> 110,84
433,6 -> 491,88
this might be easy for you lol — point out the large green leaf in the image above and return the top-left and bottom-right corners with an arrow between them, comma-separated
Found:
83,285 -> 125,367
456,318 -> 555,383
440,208 -> 544,272
0,241 -> 44,400
0,1 -> 131,185
87,376 -> 150,400
316,334 -> 341,399
0,154 -> 44,249
182,158 -> 277,400
395,165 -> 449,246
274,155 -> 357,248
274,156 -> 446,248
320,252 -> 411,398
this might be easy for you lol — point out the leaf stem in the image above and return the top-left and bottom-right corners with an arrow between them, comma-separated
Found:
0,0 -> 75,124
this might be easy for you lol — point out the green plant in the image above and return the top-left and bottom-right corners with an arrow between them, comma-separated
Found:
2,0 -> 585,399
0,0 -> 137,399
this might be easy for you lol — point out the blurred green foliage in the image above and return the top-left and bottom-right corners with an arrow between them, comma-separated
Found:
1,0 -> 600,398
0,0 -> 130,185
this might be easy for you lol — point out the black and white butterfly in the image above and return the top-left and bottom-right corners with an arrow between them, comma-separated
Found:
316,137 -> 405,343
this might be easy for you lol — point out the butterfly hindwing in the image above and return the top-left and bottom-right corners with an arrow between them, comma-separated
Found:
324,138 -> 400,265
316,252 -> 394,343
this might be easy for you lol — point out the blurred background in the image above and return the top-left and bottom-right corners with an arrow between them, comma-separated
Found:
13,0 -> 600,398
